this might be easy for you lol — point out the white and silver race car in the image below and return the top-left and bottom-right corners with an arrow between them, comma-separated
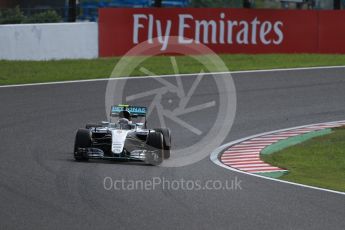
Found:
73,105 -> 171,165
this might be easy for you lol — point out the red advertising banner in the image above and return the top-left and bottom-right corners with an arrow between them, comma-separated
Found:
318,11 -> 345,53
99,8 -> 343,56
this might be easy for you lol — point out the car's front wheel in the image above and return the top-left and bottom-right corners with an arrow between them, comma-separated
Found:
154,128 -> 171,159
74,128 -> 91,161
145,132 -> 164,165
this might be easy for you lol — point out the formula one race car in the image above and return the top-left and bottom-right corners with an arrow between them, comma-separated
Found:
73,105 -> 171,165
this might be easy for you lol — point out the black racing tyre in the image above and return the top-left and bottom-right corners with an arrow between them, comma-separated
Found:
145,132 -> 164,165
154,128 -> 171,159
74,129 -> 91,161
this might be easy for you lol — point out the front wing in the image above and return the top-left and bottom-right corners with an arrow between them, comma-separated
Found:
76,147 -> 162,165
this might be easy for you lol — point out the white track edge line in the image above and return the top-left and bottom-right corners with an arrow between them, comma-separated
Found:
1,65 -> 345,88
210,120 -> 345,196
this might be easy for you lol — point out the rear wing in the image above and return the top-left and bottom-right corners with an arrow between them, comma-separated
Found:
110,105 -> 147,118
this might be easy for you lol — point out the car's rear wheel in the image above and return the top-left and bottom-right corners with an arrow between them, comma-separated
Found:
154,128 -> 171,159
145,132 -> 164,165
74,129 -> 91,161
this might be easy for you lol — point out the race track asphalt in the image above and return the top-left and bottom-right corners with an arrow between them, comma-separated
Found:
0,67 -> 345,230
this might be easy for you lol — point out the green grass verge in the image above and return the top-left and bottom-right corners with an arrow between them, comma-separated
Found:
1,54 -> 345,85
262,127 -> 345,192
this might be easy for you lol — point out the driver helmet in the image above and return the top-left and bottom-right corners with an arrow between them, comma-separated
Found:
118,118 -> 130,125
